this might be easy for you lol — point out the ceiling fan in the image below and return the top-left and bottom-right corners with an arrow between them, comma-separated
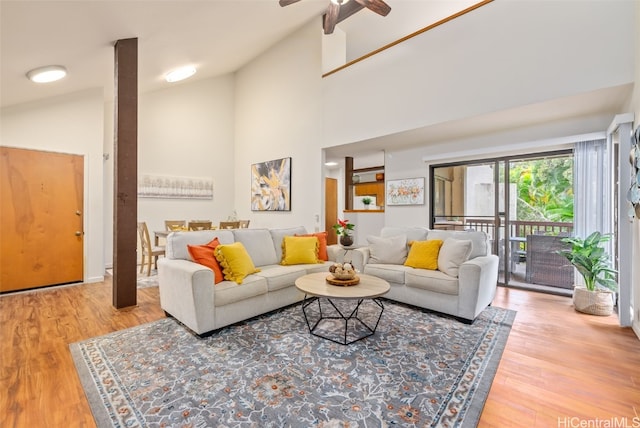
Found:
279,0 -> 391,35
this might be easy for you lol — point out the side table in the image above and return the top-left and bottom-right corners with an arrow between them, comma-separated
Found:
337,244 -> 359,264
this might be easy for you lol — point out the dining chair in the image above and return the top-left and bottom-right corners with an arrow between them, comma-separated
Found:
238,220 -> 250,229
137,222 -> 165,276
219,221 -> 240,229
165,220 -> 187,231
188,220 -> 213,230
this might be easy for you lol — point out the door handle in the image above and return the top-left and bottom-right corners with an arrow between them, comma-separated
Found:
75,231 -> 83,236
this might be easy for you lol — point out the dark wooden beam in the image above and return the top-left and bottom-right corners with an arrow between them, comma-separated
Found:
113,38 -> 138,309
345,156 -> 354,211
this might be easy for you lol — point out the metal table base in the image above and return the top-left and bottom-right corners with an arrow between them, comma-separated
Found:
300,295 -> 385,345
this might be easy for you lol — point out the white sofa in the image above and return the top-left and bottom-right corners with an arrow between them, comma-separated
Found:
159,225 -> 499,336
158,226 -> 334,335
340,227 -> 499,323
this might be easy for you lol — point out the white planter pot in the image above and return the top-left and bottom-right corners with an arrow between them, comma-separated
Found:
572,286 -> 614,316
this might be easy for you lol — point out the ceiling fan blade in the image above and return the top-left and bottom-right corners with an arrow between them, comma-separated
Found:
323,3 -> 340,34
279,0 -> 301,6
336,1 -> 365,24
354,0 -> 391,16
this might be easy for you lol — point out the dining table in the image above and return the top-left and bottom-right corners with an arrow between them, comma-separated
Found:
154,227 -> 222,245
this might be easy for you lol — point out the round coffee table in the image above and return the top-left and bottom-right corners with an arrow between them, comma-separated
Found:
295,272 -> 390,345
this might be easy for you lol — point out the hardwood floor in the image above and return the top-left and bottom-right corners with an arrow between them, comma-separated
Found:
1,279 -> 638,427
483,287 -> 640,427
0,277 -> 164,428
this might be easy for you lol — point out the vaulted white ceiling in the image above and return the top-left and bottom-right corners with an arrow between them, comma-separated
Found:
0,0 -> 481,109
0,0 -> 322,108
2,0 -> 633,166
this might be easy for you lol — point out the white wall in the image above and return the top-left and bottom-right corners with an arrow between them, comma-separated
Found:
316,0 -> 634,240
382,149 -> 430,227
102,75 -> 236,266
138,76 -> 236,233
322,0 -> 634,147
1,89 -> 105,283
235,22 -> 324,232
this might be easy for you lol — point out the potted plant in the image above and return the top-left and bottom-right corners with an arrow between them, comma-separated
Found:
332,219 -> 355,247
558,231 -> 618,316
362,197 -> 372,209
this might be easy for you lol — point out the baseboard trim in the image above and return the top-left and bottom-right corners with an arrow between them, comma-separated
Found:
85,276 -> 104,284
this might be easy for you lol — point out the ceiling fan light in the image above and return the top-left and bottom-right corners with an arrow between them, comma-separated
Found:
26,65 -> 67,83
329,0 -> 349,5
165,66 -> 196,83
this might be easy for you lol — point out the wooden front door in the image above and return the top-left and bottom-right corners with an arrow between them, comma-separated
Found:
0,147 -> 84,292
325,177 -> 338,245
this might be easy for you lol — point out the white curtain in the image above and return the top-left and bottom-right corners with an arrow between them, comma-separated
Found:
573,138 -> 613,250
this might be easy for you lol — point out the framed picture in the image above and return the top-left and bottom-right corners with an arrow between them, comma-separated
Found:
251,157 -> 291,211
138,174 -> 213,199
386,177 -> 425,206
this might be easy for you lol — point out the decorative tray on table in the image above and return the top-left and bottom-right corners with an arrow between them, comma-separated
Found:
326,275 -> 360,286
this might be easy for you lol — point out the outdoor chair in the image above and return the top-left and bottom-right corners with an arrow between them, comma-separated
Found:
525,234 -> 574,288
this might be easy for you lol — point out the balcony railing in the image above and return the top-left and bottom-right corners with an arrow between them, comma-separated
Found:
435,217 -> 573,238
510,220 -> 573,237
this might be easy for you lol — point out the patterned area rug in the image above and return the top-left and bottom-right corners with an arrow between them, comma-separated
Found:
70,300 -> 515,427
105,269 -> 159,289
135,272 -> 159,289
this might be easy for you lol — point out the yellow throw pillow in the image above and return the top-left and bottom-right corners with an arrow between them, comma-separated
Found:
214,242 -> 260,284
404,239 -> 444,270
281,236 -> 321,265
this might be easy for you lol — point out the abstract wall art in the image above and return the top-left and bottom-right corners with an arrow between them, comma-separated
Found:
251,157 -> 291,211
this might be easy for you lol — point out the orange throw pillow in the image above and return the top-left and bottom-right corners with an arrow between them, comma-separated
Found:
187,238 -> 224,284
296,231 -> 328,261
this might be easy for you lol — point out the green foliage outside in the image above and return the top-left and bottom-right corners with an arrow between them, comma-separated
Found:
508,157 -> 574,222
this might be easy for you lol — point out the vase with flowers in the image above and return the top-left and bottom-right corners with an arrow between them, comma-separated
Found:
333,219 -> 355,247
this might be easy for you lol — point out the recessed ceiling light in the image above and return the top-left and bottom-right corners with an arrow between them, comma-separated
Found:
26,65 -> 67,83
165,66 -> 196,83
325,161 -> 339,167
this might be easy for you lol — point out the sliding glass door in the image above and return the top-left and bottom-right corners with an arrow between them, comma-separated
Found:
430,150 -> 574,290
